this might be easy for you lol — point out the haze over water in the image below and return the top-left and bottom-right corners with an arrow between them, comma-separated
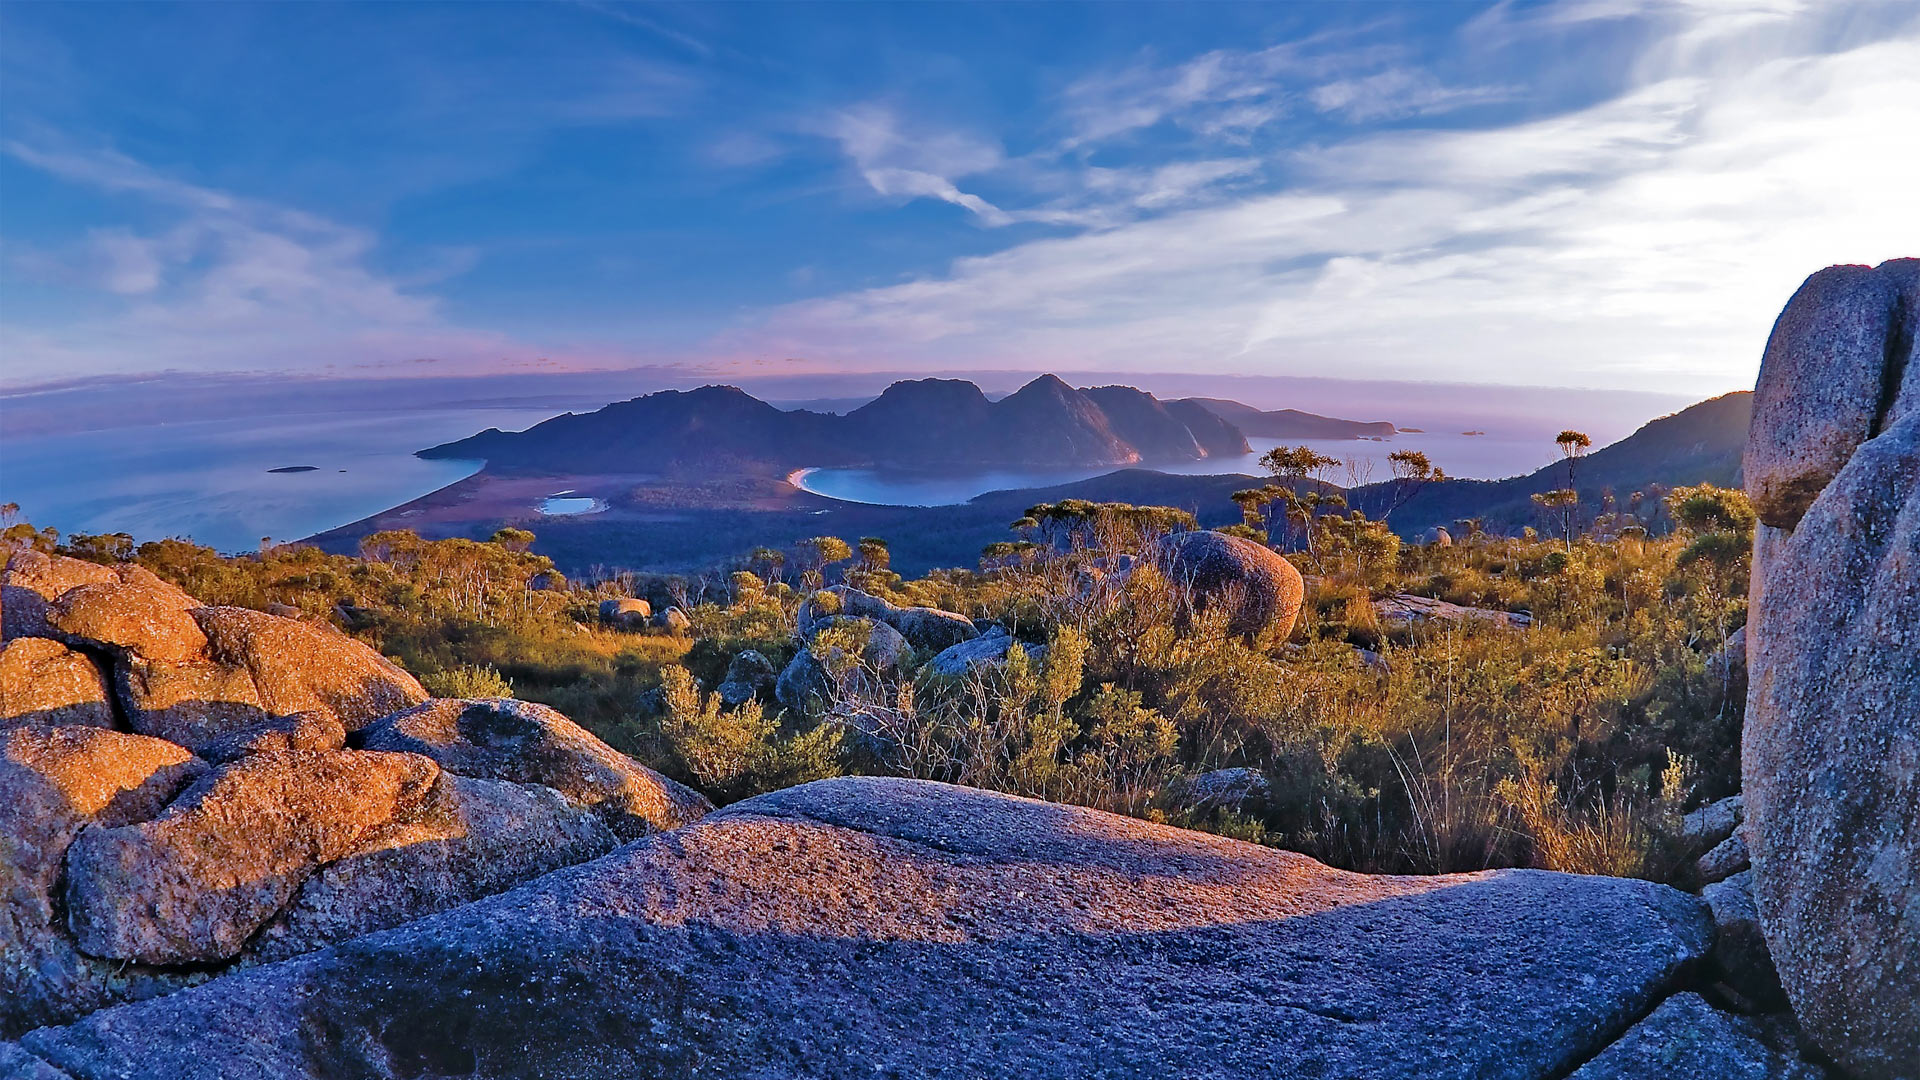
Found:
798,430 -> 1552,507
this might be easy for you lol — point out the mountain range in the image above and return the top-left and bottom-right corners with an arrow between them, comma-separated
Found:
417,375 -> 1392,474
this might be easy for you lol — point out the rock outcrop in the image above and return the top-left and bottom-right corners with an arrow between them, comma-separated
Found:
0,554 -> 429,752
11,777 -> 1712,1080
1155,530 -> 1306,644
358,697 -> 712,839
0,562 -> 705,1036
1742,258 -> 1919,1079
0,551 -> 116,642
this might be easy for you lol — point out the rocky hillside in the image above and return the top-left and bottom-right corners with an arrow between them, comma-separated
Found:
418,374 -> 1269,474
1366,390 -> 1753,534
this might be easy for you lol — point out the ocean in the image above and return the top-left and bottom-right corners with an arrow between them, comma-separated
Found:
0,405 -> 563,554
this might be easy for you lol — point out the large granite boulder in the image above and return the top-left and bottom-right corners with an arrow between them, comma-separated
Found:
1569,993 -> 1824,1080
358,697 -> 712,839
0,551 -> 116,642
193,606 -> 427,728
1744,258 -> 1918,529
798,585 -> 978,651
63,750 -> 441,965
47,582 -> 203,661
1155,530 -> 1305,645
0,638 -> 114,730
1742,409 -> 1919,1078
773,648 -> 831,712
13,777 -> 1712,1080
246,774 -> 616,964
649,606 -> 691,634
111,655 -> 268,749
1,727 -> 205,1035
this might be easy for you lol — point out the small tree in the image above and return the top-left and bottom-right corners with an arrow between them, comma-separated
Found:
490,527 -> 536,553
1383,449 -> 1444,523
795,536 -> 852,588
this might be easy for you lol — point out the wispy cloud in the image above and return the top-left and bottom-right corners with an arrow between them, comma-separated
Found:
1308,67 -> 1513,121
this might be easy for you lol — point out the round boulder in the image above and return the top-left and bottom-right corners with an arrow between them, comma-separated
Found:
1154,531 -> 1304,646
599,597 -> 651,629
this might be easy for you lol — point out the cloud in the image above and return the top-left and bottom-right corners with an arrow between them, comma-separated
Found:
1,139 -> 519,381
721,23 -> 1920,396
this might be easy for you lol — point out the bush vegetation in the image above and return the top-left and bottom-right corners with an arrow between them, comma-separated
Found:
3,465 -> 1751,885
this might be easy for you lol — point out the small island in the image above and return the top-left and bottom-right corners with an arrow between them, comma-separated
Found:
267,465 -> 320,473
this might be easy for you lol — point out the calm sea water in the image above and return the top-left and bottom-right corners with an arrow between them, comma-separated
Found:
795,431 -> 1556,507
0,407 -> 562,553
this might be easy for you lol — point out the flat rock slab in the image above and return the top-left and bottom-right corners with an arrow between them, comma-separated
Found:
1569,993 -> 1825,1080
20,777 -> 1709,1080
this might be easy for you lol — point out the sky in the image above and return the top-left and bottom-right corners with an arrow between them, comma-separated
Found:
2,0 -> 1917,397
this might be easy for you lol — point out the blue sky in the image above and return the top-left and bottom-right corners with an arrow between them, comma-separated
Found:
2,0 -> 1917,394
